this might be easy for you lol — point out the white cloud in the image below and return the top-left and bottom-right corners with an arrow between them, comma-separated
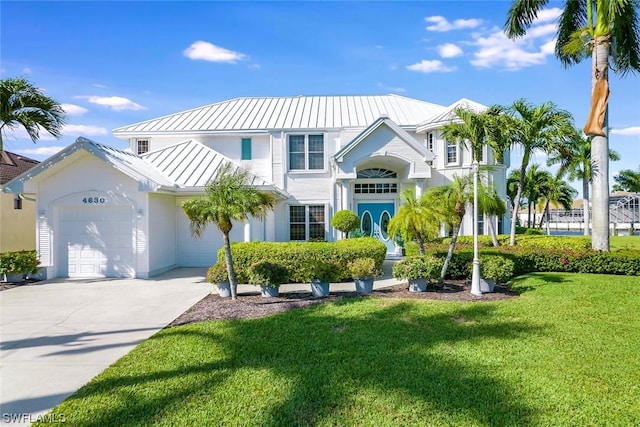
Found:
92,83 -> 108,88
611,126 -> 640,136
425,16 -> 482,32
183,41 -> 246,63
438,43 -> 463,58
16,146 -> 65,157
63,124 -> 107,136
468,8 -> 560,71
3,126 -> 57,141
79,95 -> 145,111
406,60 -> 456,73
22,67 -> 32,75
61,103 -> 88,116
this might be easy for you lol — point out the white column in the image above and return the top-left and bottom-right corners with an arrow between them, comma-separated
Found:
341,180 -> 350,210
244,222 -> 251,242
415,179 -> 424,198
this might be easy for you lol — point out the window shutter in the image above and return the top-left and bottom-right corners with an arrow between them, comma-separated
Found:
241,138 -> 252,160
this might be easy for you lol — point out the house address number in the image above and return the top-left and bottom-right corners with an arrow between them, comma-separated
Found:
82,197 -> 106,204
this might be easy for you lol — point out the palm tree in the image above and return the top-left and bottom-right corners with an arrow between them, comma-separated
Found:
387,189 -> 441,255
500,99 -> 576,245
613,167 -> 640,192
182,163 -> 276,300
536,174 -> 578,232
0,77 -> 66,152
547,130 -> 620,235
505,0 -> 640,251
523,165 -> 553,228
478,181 -> 507,246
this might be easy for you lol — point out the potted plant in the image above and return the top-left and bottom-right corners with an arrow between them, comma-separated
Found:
248,260 -> 289,298
480,255 -> 515,292
207,262 -> 232,298
0,250 -> 40,284
347,257 -> 380,294
305,260 -> 336,298
392,255 -> 442,292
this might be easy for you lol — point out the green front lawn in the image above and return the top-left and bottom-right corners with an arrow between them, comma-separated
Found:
610,235 -> 640,250
39,274 -> 640,426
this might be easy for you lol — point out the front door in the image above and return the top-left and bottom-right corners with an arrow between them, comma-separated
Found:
357,202 -> 396,255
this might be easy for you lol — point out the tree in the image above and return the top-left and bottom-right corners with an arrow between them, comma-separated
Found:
536,173 -> 578,232
547,130 -> 620,235
477,181 -> 507,246
0,77 -> 66,152
499,99 -> 576,246
613,167 -> 640,192
523,165 -> 552,228
387,189 -> 440,255
331,210 -> 360,238
505,0 -> 640,251
182,163 -> 276,300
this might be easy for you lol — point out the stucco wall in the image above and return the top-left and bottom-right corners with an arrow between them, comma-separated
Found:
148,193 -> 177,275
0,192 -> 36,252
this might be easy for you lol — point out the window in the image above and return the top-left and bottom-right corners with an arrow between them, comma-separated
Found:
289,205 -> 325,240
14,196 -> 22,210
136,139 -> 149,155
354,183 -> 398,194
241,138 -> 252,160
446,141 -> 458,164
426,132 -> 434,151
288,134 -> 324,171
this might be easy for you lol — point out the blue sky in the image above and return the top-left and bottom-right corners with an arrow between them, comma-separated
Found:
1,1 -> 639,195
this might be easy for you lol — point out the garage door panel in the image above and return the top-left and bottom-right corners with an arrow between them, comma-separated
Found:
59,206 -> 135,278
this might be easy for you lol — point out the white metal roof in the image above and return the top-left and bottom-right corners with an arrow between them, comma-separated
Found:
113,95 -> 446,135
142,139 -> 276,189
417,98 -> 488,132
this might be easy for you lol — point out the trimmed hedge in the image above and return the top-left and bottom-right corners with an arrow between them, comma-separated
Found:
216,238 -> 387,283
0,250 -> 40,275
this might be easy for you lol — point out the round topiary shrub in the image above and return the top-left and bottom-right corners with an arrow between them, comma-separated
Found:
331,210 -> 361,238
480,255 -> 515,284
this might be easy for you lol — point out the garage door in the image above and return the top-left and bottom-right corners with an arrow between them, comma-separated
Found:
177,207 -> 243,267
59,206 -> 135,278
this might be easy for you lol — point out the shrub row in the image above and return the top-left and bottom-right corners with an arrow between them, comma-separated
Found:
0,250 -> 40,275
215,237 -> 387,283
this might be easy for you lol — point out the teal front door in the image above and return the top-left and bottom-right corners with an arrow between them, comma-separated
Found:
357,202 -> 396,255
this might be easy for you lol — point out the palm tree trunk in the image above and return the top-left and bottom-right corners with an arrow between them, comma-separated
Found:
538,200 -> 550,229
527,202 -> 532,228
583,178 -> 590,236
487,215 -> 499,247
439,225 -> 459,283
590,38 -> 610,251
222,232 -> 239,300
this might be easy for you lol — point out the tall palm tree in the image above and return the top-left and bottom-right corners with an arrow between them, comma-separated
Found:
505,0 -> 640,251
182,163 -> 276,300
547,130 -> 620,235
524,165 -> 553,228
0,77 -> 66,152
613,167 -> 640,192
387,189 -> 441,255
477,181 -> 507,246
536,173 -> 578,232
501,99 -> 576,245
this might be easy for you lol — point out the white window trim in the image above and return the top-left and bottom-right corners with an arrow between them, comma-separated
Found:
136,139 -> 149,155
446,141 -> 460,166
286,133 -> 327,173
288,204 -> 327,241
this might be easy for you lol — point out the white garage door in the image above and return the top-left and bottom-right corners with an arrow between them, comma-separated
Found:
59,206 -> 135,278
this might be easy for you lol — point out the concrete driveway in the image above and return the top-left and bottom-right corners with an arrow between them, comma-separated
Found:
0,268 -> 210,425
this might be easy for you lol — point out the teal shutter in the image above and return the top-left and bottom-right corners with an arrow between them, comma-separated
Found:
241,138 -> 252,160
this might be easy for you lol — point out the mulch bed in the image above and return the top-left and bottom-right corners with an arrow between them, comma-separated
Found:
170,281 -> 518,327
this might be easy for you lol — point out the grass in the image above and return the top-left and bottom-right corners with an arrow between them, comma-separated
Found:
37,274 -> 640,426
610,235 -> 640,250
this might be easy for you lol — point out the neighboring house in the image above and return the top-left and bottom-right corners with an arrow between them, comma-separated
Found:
0,151 -> 39,253
3,95 -> 510,279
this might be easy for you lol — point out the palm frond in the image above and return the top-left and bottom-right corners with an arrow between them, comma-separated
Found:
505,0 -> 550,38
610,0 -> 640,75
556,0 -> 589,66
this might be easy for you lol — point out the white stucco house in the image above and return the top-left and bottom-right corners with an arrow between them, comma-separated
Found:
3,94 -> 510,279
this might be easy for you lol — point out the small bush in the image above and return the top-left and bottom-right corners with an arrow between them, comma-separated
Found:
207,263 -> 229,283
347,258 -> 380,279
524,228 -> 544,235
480,255 -> 515,283
0,250 -> 40,275
392,255 -> 442,282
331,210 -> 361,238
248,261 -> 289,287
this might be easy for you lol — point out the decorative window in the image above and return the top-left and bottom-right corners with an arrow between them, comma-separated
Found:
446,141 -> 458,164
136,139 -> 149,155
241,138 -> 252,160
288,134 -> 324,171
289,205 -> 325,241
426,132 -> 434,151
357,168 -> 397,179
354,183 -> 398,194
14,196 -> 22,210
